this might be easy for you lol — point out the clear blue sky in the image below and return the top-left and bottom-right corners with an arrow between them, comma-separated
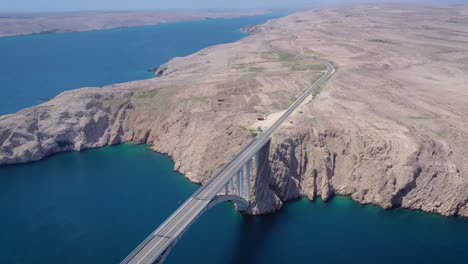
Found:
1,0 -> 467,13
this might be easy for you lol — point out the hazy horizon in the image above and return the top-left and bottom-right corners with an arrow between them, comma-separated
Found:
1,0 -> 468,13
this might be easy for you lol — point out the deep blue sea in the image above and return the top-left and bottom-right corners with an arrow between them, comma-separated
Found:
0,13 -> 281,115
0,14 -> 467,264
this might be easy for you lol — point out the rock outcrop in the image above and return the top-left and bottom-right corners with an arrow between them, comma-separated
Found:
1,5 -> 467,217
250,128 -> 467,217
247,5 -> 468,217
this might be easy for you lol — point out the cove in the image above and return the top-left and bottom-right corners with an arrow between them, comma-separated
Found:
1,144 -> 467,263
0,13 -> 283,115
0,12 -> 467,264
0,144 -> 198,263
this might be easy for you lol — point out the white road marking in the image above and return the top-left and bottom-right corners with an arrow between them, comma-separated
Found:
126,56 -> 334,264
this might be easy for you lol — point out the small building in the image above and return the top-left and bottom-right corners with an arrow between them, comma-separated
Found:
256,113 -> 266,121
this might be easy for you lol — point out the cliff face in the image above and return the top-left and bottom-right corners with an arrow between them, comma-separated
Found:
0,29 -> 323,185
0,88 -> 134,164
246,5 -> 468,217
1,5 -> 467,217
250,128 -> 467,217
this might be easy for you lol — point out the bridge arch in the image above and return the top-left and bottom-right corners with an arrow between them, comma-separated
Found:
207,194 -> 249,211
149,194 -> 250,264
122,57 -> 334,264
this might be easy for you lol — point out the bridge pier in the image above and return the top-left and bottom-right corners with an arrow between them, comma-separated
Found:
236,169 -> 243,197
228,179 -> 233,194
122,56 -> 335,264
246,159 -> 252,201
255,152 -> 260,174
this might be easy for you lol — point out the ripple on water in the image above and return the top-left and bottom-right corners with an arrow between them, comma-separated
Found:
0,12 -> 467,264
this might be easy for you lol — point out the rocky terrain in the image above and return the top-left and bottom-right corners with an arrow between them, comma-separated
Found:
0,5 -> 467,217
0,10 -> 267,37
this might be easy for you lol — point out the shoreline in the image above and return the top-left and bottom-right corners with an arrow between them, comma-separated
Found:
3,139 -> 465,221
0,5 -> 466,218
0,12 -> 284,116
0,9 -> 270,38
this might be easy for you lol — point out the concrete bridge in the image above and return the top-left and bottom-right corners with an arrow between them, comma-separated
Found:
122,56 -> 334,264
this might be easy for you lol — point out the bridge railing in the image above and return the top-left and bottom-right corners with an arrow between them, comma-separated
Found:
121,50 -> 334,264
121,133 -> 261,263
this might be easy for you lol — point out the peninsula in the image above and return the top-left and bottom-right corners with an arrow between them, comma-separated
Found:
0,5 -> 467,218
0,9 -> 268,37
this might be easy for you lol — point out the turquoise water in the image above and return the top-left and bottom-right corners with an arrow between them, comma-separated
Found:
0,145 -> 467,263
170,198 -> 468,264
0,13 -> 282,115
0,13 -> 467,264
0,144 -> 197,263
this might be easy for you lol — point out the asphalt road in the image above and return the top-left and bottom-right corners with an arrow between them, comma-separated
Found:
122,55 -> 334,264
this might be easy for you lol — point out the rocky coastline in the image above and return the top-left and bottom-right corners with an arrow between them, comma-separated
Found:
0,5 -> 467,217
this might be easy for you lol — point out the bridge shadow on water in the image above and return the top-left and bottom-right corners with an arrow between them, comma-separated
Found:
227,141 -> 280,263
229,211 -> 283,264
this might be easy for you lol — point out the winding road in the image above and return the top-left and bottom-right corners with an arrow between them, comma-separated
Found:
122,46 -> 335,264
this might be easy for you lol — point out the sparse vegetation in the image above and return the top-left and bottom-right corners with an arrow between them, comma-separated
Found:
102,97 -> 127,108
290,64 -> 325,72
434,130 -> 448,138
231,64 -> 248,70
368,39 -> 398,45
187,96 -> 208,103
134,90 -> 159,99
240,125 -> 258,138
131,86 -> 182,115
248,66 -> 264,73
312,73 -> 333,98
408,115 -> 432,120
278,51 -> 297,62
262,50 -> 325,73
261,51 -> 296,63
0,115 -> 12,121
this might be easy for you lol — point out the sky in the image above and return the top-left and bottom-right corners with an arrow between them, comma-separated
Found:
0,0 -> 467,13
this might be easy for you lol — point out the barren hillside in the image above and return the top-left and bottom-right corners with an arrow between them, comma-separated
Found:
0,10 -> 267,37
0,5 -> 466,217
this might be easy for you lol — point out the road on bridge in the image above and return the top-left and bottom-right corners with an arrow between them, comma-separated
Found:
122,49 -> 335,264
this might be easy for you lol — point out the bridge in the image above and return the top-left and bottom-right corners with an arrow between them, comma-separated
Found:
122,54 -> 334,264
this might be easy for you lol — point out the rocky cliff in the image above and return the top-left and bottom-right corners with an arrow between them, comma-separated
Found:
248,5 -> 468,217
249,128 -> 467,217
1,5 -> 467,217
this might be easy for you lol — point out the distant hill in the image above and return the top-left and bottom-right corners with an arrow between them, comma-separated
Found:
0,10 -> 268,37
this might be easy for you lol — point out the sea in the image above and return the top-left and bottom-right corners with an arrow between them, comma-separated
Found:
0,13 -> 467,264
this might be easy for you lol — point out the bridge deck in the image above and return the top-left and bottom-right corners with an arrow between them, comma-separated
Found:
122,57 -> 333,264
